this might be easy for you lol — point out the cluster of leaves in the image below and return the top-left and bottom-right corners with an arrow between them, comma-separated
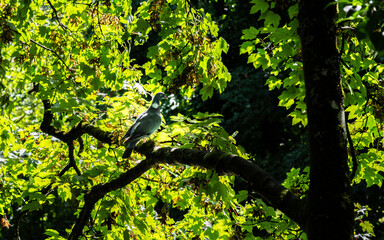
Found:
0,0 -> 235,238
4,0 -> 384,238
0,95 -> 237,239
139,0 -> 231,100
240,0 -> 384,237
282,167 -> 309,199
2,0 -> 230,119
354,203 -> 376,239
0,94 -> 299,239
0,0 -> 302,238
240,0 -> 306,126
345,0 -> 384,55
159,112 -> 245,155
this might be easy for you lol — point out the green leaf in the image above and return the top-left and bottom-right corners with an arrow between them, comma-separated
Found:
288,4 -> 298,19
360,221 -> 375,236
22,200 -> 42,212
289,110 -> 307,126
218,37 -> 228,54
263,11 -> 281,28
241,27 -> 259,40
57,183 -> 72,202
266,76 -> 282,90
239,41 -> 256,55
200,85 -> 214,101
235,190 -> 248,203
45,229 -> 66,239
250,0 -> 269,14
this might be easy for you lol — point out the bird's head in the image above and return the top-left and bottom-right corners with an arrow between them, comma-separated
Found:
151,92 -> 167,108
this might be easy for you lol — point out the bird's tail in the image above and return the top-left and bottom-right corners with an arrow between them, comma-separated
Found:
122,141 -> 139,158
122,146 -> 133,158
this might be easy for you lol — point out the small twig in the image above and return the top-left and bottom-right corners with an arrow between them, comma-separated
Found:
339,26 -> 355,31
12,26 -> 76,74
29,39 -> 76,73
46,0 -> 69,31
141,176 -> 169,185
95,0 -> 106,39
345,112 -> 358,180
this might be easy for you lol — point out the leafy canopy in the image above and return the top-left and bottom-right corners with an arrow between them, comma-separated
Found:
0,0 -> 298,239
1,0 -> 384,239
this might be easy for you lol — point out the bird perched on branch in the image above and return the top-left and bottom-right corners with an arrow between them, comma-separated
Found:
121,92 -> 167,158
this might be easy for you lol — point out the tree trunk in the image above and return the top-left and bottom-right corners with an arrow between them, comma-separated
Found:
298,1 -> 354,239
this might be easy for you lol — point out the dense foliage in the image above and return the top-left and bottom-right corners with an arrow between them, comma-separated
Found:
0,0 -> 383,239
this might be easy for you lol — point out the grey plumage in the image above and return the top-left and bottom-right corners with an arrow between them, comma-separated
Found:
122,92 -> 166,158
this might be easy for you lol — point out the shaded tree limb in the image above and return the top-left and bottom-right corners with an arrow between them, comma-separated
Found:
11,210 -> 26,240
40,100 -> 66,141
68,141 -> 305,240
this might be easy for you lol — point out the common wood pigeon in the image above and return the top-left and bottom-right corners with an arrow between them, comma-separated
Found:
122,92 -> 166,158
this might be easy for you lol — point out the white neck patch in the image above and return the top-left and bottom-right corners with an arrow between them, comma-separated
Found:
152,102 -> 159,108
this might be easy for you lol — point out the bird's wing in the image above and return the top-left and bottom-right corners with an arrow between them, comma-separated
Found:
126,111 -> 162,141
122,110 -> 148,140
122,122 -> 137,141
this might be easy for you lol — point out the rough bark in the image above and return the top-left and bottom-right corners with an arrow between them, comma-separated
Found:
298,0 -> 354,239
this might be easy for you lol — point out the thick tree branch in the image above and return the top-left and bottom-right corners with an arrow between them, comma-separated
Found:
135,143 -> 306,226
68,141 -> 305,240
77,136 -> 84,156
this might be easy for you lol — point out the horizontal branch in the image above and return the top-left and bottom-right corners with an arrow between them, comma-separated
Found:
135,142 -> 306,226
68,141 -> 305,239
